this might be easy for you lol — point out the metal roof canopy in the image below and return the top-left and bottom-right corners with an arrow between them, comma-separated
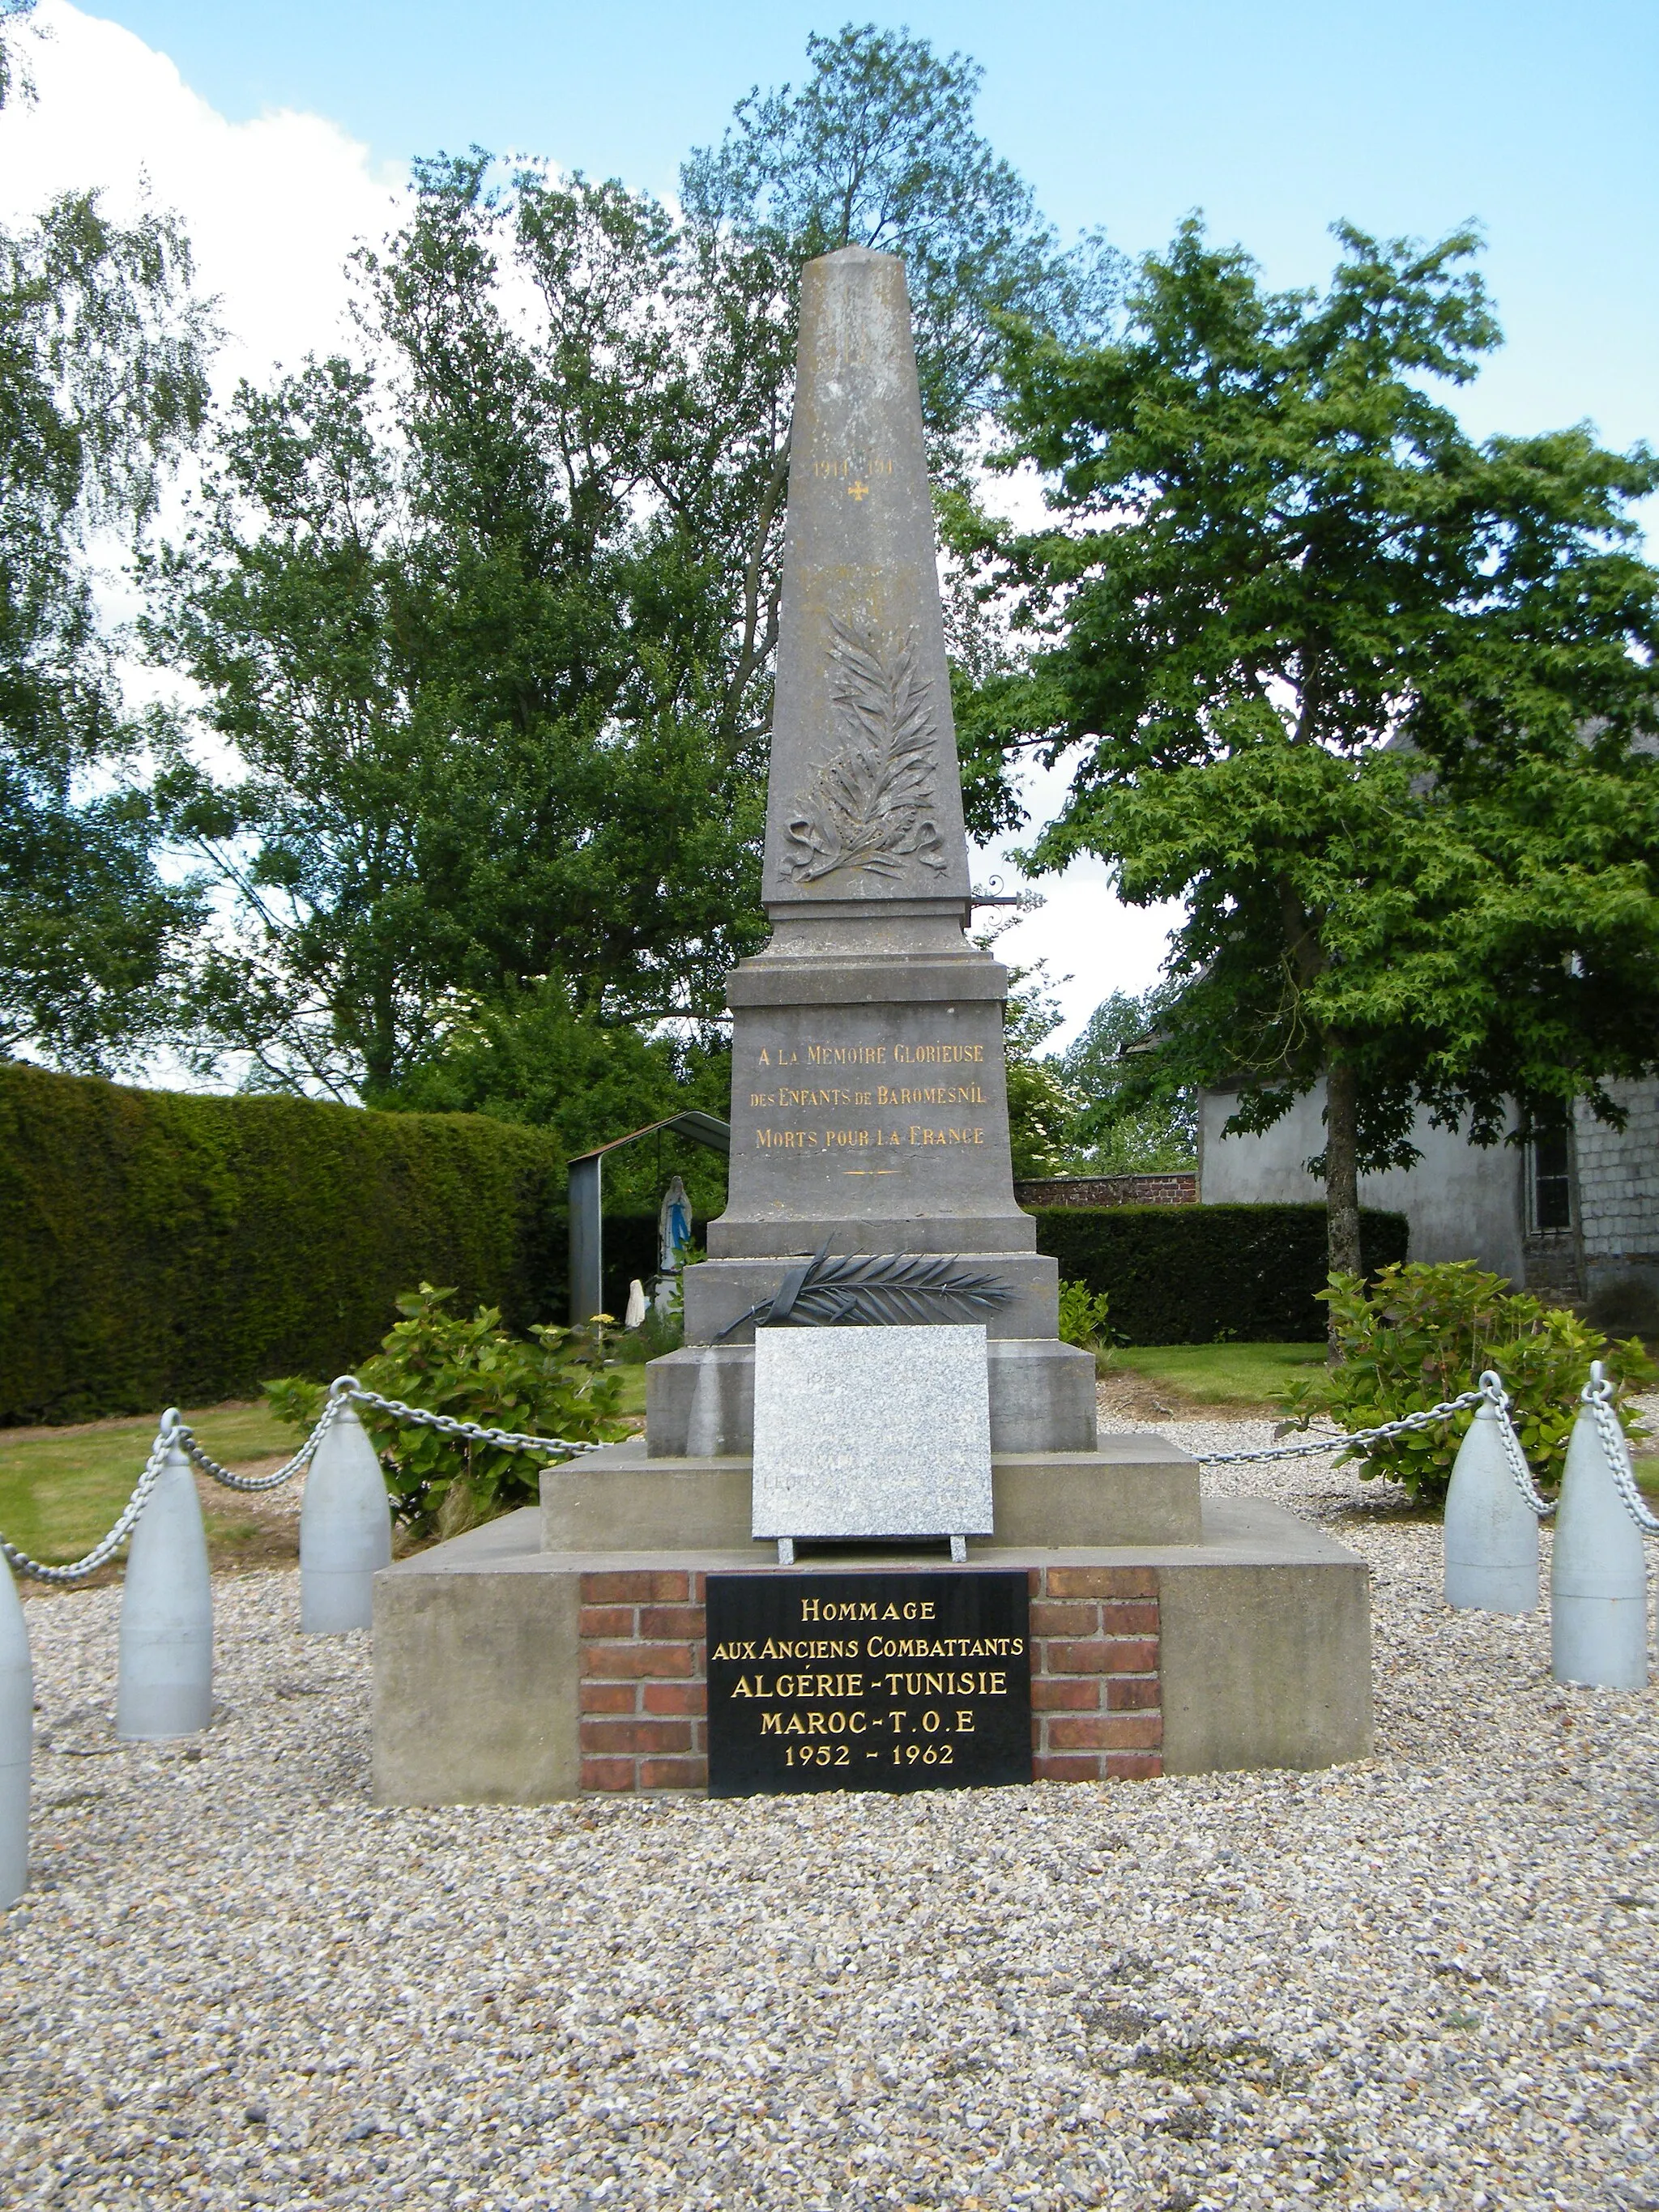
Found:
568,1111 -> 731,1325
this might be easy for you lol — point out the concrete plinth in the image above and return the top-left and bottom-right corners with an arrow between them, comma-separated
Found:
646,1337 -> 1098,1456
371,1498 -> 1372,1805
542,1434 -> 1201,1552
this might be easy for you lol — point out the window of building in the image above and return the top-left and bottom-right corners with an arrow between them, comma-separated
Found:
1529,1128 -> 1572,1234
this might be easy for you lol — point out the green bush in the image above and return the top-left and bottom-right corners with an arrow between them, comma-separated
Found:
1277,1261 -> 1656,1503
268,1283 -> 627,1539
1029,1204 -> 1409,1345
1056,1279 -> 1112,1352
0,1063 -> 569,1422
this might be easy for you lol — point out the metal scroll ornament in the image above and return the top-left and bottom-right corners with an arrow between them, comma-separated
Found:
714,1242 -> 1013,1340
781,617 -> 948,882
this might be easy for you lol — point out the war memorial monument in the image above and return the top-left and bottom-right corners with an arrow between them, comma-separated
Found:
373,248 -> 1371,1803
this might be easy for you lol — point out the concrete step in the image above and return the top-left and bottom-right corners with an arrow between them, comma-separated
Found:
542,1433 -> 1200,1553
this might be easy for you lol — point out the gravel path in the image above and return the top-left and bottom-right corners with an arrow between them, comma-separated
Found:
3,1426 -> 1656,2212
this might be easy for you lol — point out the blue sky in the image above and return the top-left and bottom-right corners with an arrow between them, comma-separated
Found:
83,0 -> 1659,467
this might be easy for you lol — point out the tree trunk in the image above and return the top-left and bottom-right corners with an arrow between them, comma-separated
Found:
1324,1045 -> 1363,1282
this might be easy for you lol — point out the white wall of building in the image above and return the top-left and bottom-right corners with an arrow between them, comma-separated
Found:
1198,1081 -> 1526,1281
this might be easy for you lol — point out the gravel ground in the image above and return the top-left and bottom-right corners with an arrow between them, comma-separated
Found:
2,1421 -> 1656,2212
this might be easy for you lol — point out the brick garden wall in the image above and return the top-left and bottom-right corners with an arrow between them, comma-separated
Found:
578,1566 -> 1162,1795
1013,1174 -> 1196,1209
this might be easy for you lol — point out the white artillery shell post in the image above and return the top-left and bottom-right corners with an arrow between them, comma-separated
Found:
1552,1368 -> 1649,1690
1444,1395 -> 1540,1613
117,1419 -> 214,1740
300,1392 -> 391,1634
0,1550 -> 31,1907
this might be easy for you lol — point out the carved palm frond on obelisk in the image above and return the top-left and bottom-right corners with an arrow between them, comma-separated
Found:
781,616 -> 948,883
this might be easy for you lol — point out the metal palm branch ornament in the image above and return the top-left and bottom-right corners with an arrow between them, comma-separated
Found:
781,616 -> 949,882
714,1242 -> 1014,1340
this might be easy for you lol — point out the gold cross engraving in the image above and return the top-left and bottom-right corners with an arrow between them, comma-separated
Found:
847,479 -> 871,501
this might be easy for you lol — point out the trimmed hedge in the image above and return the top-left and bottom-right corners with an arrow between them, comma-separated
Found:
0,1064 -> 578,1424
1029,1203 -> 1410,1345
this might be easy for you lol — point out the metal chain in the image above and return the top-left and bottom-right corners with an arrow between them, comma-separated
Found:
0,1378 -> 609,1585
1583,1365 -> 1659,1536
341,1380 -> 607,1458
1196,1386 -> 1489,1466
1,1415 -> 181,1584
174,1390 -> 346,1492
1477,1370 -> 1556,1518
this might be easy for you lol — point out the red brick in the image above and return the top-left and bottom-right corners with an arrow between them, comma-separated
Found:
1105,1751 -> 1162,1780
1030,1601 -> 1099,1639
1027,1567 -> 1043,1595
1034,1753 -> 1106,1784
1044,1567 -> 1158,1600
1098,1600 -> 1160,1635
690,1572 -> 706,1601
1104,1675 -> 1161,1711
578,1605 -> 637,1638
1044,1639 -> 1128,1676
581,1572 -> 659,1603
1048,1712 -> 1162,1753
582,1641 -> 696,1681
642,1679 -> 707,1715
582,1718 -> 694,1756
639,1756 -> 707,1790
579,1757 -> 637,1792
1030,1677 -> 1102,1712
638,1605 -> 706,1640
579,1682 -> 638,1715
690,1720 -> 705,1752
1097,1638 -> 1161,1673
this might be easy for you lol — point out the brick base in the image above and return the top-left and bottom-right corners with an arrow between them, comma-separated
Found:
577,1564 -> 1162,1795
1028,1566 -> 1162,1781
579,1571 -> 709,1792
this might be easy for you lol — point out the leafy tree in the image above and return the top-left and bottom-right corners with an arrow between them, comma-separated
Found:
1059,989 -> 1196,1172
975,910 -> 1080,1175
0,16 -> 214,1072
146,26 -> 1112,1104
386,978 -> 732,1213
975,219 -> 1659,1273
680,22 -> 1116,457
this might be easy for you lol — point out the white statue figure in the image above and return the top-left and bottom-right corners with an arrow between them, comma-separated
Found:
624,1279 -> 648,1331
658,1174 -> 692,1274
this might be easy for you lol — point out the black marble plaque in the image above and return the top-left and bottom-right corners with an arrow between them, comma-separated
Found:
706,1569 -> 1031,1796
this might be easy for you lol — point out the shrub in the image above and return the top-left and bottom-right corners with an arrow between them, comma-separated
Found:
0,1059 -> 701,1422
267,1283 -> 627,1539
1056,1279 -> 1112,1352
0,1063 -> 569,1421
1028,1204 -> 1409,1345
1277,1261 -> 1656,1504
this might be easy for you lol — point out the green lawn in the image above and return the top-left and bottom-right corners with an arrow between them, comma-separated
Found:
1,1375 -> 650,1577
3,1354 -> 1647,1572
0,1400 -> 295,1569
1105,1340 -> 1330,1409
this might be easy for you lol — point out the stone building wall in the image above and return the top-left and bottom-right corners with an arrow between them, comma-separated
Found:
1572,1080 -> 1659,1315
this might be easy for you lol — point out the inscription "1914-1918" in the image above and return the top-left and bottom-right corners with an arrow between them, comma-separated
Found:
706,1571 -> 1031,1796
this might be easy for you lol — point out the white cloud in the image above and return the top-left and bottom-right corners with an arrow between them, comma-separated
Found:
975,753 -> 1180,1046
0,2 -> 405,390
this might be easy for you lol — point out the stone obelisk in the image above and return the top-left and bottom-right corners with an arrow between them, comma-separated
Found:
655,247 -> 1096,1457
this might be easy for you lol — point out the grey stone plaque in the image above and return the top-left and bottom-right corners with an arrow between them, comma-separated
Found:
750,1323 -> 993,1541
